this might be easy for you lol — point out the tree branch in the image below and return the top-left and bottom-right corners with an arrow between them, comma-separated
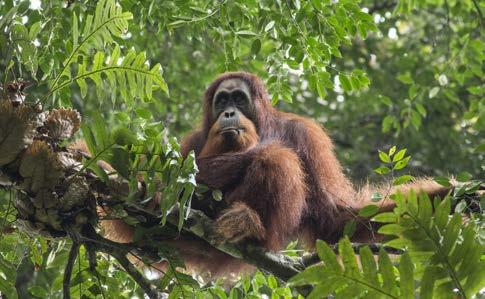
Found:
167,208 -> 305,281
110,250 -> 160,299
63,242 -> 80,299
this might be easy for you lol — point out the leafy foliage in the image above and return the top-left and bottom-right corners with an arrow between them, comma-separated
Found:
62,47 -> 168,103
81,113 -> 196,229
375,192 -> 484,298
290,238 -> 414,299
46,0 -> 167,105
291,192 -> 484,298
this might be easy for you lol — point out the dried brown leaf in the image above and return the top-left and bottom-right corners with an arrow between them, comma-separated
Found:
0,102 -> 35,166
44,108 -> 81,140
19,141 -> 62,193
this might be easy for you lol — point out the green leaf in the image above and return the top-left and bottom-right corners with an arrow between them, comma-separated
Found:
374,166 -> 391,174
267,275 -> 277,289
399,252 -> 414,299
415,103 -> 427,117
339,74 -> 352,92
29,21 -> 42,40
420,266 -> 441,299
358,204 -> 379,217
372,212 -> 397,223
388,145 -> 397,156
378,248 -> 397,295
251,39 -> 261,55
235,30 -> 257,38
343,219 -> 356,237
410,110 -> 422,130
378,224 -> 404,235
380,95 -> 393,107
434,176 -> 451,187
397,73 -> 413,84
392,148 -> 407,162
306,278 -> 342,299
92,113 -> 109,150
382,115 -> 397,133
393,175 -> 413,185
339,237 -> 359,275
112,126 -> 138,146
393,156 -> 411,170
463,262 -> 485,298
135,108 -> 152,119
316,240 -> 341,272
288,265 -> 326,285
434,197 -> 451,229
456,171 -> 472,182
359,246 -> 378,285
264,21 -> 275,32
72,12 -> 79,49
441,213 -> 461,255
378,150 -> 391,163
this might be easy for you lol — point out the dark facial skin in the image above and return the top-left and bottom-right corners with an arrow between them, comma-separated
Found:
212,79 -> 256,141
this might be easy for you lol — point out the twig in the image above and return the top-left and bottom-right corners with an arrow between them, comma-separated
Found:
63,242 -> 80,299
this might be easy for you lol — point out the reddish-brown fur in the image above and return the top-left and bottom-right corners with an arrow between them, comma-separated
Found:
199,112 -> 259,157
98,72 -> 452,278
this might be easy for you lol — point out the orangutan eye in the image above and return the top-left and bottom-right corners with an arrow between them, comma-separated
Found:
232,91 -> 247,106
215,93 -> 229,110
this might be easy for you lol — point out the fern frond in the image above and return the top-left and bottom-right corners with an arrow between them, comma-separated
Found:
289,238 -> 413,299
49,0 -> 133,98
374,192 -> 485,298
52,47 -> 167,101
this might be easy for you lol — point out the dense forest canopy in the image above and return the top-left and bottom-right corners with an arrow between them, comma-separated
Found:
0,0 -> 483,298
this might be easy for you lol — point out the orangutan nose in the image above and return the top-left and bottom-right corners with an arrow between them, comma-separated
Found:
224,109 -> 236,118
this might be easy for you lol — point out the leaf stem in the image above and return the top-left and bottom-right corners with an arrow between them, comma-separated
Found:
45,13 -> 130,104
47,66 -> 159,98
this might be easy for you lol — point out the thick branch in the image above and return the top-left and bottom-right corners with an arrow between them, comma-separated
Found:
167,209 -> 305,281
